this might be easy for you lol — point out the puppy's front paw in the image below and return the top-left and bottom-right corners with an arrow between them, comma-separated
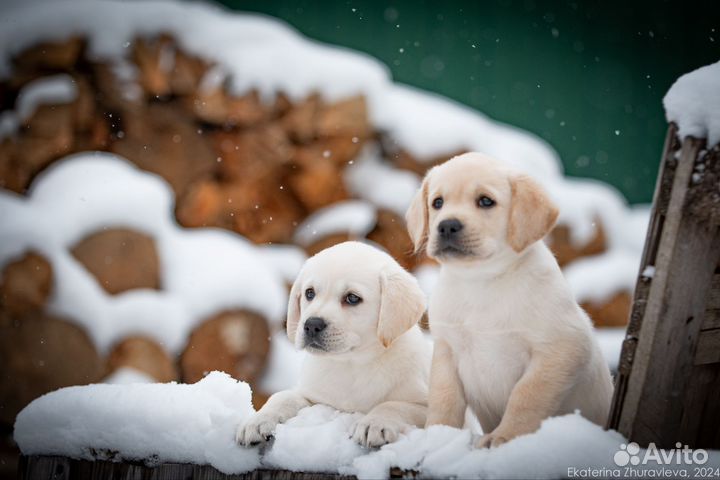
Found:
350,416 -> 401,448
475,427 -> 519,448
236,414 -> 279,447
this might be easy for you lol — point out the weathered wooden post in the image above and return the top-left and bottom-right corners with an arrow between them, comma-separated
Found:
608,122 -> 720,448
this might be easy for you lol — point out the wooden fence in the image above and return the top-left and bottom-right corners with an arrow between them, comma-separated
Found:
607,123 -> 720,449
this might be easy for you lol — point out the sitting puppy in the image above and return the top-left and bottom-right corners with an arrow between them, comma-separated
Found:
236,241 -> 430,448
405,153 -> 614,448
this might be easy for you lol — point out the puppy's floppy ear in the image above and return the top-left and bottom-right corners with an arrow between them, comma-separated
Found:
507,174 -> 559,252
286,270 -> 303,343
405,175 -> 430,254
377,266 -> 426,348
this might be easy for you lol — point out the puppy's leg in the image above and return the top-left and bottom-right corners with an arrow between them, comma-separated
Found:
351,401 -> 426,448
236,390 -> 311,446
476,342 -> 584,448
426,339 -> 466,428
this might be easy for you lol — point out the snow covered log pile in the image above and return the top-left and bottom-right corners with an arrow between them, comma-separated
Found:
1,0 -> 644,444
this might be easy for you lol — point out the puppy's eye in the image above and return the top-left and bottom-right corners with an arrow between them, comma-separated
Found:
432,197 -> 444,210
344,293 -> 362,306
305,288 -> 315,301
477,196 -> 496,208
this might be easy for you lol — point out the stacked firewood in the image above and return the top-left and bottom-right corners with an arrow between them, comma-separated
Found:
0,34 -> 628,422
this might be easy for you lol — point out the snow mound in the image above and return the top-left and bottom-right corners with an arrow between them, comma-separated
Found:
103,367 -> 155,385
14,371 -> 260,474
15,73 -> 77,121
0,153 -> 289,353
564,250 -> 640,305
345,144 -> 423,217
664,60 -> 720,147
17,389 -> 720,477
293,200 -> 377,247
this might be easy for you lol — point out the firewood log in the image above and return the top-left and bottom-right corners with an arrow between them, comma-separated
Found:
107,336 -> 178,383
0,102 -> 75,193
288,154 -> 348,212
0,251 -> 52,316
390,148 -> 466,176
213,124 -> 293,183
180,310 -> 270,385
316,95 -> 370,139
177,177 -> 303,244
305,233 -> 352,257
0,311 -> 103,425
71,228 -> 160,295
291,134 -> 364,172
11,37 -> 84,72
280,94 -> 320,143
186,87 -> 268,127
366,209 -> 416,271
548,220 -> 607,267
110,103 -> 216,197
168,50 -> 208,96
131,36 -> 174,98
581,291 -> 631,328
175,179 -> 224,229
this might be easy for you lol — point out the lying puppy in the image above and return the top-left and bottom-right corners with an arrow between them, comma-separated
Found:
406,152 -> 613,448
236,241 -> 430,448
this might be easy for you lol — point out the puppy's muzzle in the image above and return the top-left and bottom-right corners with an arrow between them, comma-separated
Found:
303,316 -> 327,346
438,218 -> 463,239
435,218 -> 471,256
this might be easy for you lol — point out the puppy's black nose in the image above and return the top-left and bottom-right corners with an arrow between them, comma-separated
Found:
304,317 -> 327,337
438,218 -> 463,238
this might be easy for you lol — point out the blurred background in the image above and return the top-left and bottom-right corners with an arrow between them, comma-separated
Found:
0,0 -> 717,477
226,0 -> 720,204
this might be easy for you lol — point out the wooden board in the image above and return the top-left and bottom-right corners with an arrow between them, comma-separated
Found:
18,455 -> 357,480
607,125 -> 720,449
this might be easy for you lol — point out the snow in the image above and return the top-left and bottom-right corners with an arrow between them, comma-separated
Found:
344,144 -> 422,216
0,111 -> 19,141
641,265 -> 656,279
16,385 -> 720,477
103,367 -> 155,385
563,250 -> 639,305
14,371 -> 260,474
258,332 -> 306,393
374,84 -> 561,181
594,328 -> 626,372
256,244 -> 307,285
413,264 -> 440,298
0,73 -> 77,141
15,74 -> 77,121
262,405 -> 365,472
0,153 -> 289,354
664,60 -> 720,147
293,200 -> 377,247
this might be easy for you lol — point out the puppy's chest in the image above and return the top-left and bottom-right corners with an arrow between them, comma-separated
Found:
299,362 -> 394,413
429,295 -> 531,403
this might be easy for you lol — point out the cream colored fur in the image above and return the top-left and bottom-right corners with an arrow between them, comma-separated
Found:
236,241 -> 431,448
406,153 -> 614,448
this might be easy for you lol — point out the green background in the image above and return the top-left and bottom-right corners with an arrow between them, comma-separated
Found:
218,0 -> 720,204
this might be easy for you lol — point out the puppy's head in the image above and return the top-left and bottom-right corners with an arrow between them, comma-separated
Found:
286,241 -> 426,354
406,152 -> 558,264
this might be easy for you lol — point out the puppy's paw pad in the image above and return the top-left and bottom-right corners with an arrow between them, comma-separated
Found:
236,415 -> 278,447
351,417 -> 401,448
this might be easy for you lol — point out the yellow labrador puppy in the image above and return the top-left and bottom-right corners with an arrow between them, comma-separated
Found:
406,153 -> 613,448
236,241 -> 430,448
